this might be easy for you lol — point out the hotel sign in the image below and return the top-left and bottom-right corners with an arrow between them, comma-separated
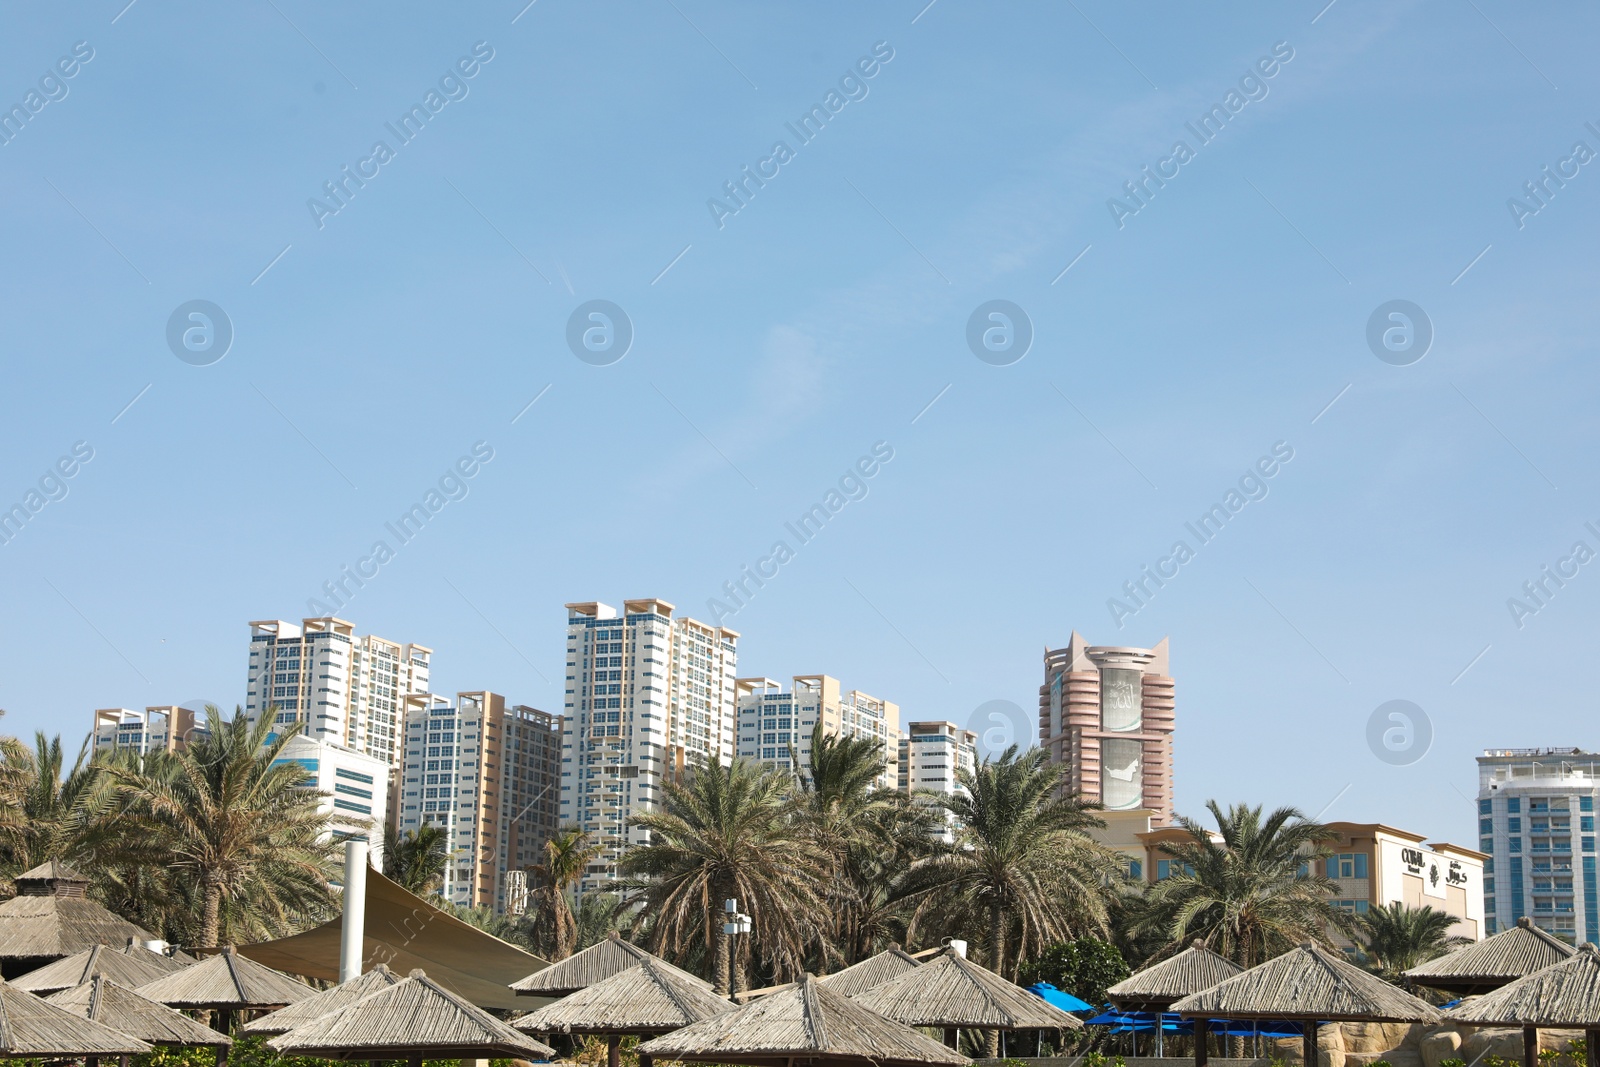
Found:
1400,846 -> 1425,873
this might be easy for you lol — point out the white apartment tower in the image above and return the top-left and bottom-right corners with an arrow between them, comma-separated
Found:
1477,748 -> 1600,943
396,691 -> 561,913
90,705 -> 200,755
735,675 -> 899,790
245,618 -> 431,771
560,600 -> 738,895
898,721 -> 978,842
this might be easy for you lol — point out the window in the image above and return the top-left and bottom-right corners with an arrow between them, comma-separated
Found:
1330,853 -> 1369,879
1509,798 -> 1522,813
1510,817 -> 1522,832
1128,860 -> 1143,881
1481,818 -> 1494,835
1511,838 -> 1523,853
1480,798 -> 1493,814
1584,817 -> 1596,833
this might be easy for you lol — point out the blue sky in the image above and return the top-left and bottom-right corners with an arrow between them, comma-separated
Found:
2,0 -> 1597,846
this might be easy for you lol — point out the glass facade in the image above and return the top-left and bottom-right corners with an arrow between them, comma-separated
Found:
1101,737 -> 1143,810
1100,668 -> 1143,732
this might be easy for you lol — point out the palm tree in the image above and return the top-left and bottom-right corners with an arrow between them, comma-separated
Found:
1359,902 -> 1470,977
1128,800 -> 1352,968
95,706 -> 339,948
902,746 -> 1120,1057
383,824 -> 450,896
790,722 -> 935,967
904,747 -> 1120,970
621,754 -> 826,993
530,825 -> 603,959
0,733 -> 109,881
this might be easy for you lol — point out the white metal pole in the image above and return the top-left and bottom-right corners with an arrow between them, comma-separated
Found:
339,838 -> 368,983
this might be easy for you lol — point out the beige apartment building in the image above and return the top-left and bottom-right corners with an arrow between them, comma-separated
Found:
736,674 -> 900,789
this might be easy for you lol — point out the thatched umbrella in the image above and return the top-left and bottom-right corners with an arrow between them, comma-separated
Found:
13,940 -> 187,995
1106,940 -> 1244,1056
1447,940 -> 1600,1067
851,946 -> 1082,1051
0,861 -> 160,979
46,973 -> 230,1055
512,954 -> 734,1067
268,967 -> 555,1067
238,962 -> 402,1037
511,931 -> 706,998
1405,917 -> 1577,995
1171,942 -> 1442,1067
819,946 -> 921,997
136,945 -> 310,1031
0,975 -> 152,1063
637,973 -> 969,1067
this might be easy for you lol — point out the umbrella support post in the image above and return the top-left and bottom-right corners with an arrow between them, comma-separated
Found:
1304,1021 -> 1318,1067
215,1043 -> 227,1067
608,1034 -> 621,1067
1588,1029 -> 1599,1067
945,1028 -> 958,1049
640,1055 -> 653,1067
1525,1026 -> 1538,1067
1195,1018 -> 1208,1067
1157,1019 -> 1164,1058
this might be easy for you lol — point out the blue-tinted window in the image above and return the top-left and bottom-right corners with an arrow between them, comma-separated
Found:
1481,818 -> 1494,834
1482,837 -> 1495,854
1585,837 -> 1596,853
1583,796 -> 1595,813
1510,817 -> 1522,832
1584,816 -> 1596,833
1485,895 -> 1496,913
1510,838 -> 1522,853
1480,798 -> 1494,814
1129,860 -> 1143,881
1509,798 -> 1522,813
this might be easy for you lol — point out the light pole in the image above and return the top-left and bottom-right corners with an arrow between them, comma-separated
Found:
721,898 -> 751,1000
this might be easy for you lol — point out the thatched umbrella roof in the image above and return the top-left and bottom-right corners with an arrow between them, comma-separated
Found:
819,946 -> 922,998
268,968 -> 555,1061
1171,942 -> 1442,1022
1405,917 -> 1577,995
511,955 -> 734,1035
13,940 -> 187,995
851,948 -> 1083,1031
0,862 -> 160,967
136,945 -> 310,1010
238,963 -> 403,1037
0,976 -> 152,1056
511,932 -> 710,997
637,973 -> 969,1067
1108,940 -> 1244,1009
46,974 -> 231,1047
1446,941 -> 1600,1027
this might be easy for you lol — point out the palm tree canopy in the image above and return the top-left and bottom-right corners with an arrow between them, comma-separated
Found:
620,754 -> 827,985
1358,902 -> 1470,975
900,745 -> 1119,980
1128,800 -> 1352,967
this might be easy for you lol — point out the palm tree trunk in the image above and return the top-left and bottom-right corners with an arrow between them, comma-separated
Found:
201,878 -> 222,949
712,912 -> 730,996
985,903 -> 1002,1058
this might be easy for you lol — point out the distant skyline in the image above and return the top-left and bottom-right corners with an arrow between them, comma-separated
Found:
3,1 -> 1599,849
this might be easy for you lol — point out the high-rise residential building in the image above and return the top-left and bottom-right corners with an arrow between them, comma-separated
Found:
271,733 -> 390,862
395,691 -> 563,913
1038,632 -> 1175,823
897,721 -> 978,841
244,617 -> 432,771
1476,748 -> 1600,943
560,599 -> 739,895
735,675 -> 899,789
90,706 -> 200,754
